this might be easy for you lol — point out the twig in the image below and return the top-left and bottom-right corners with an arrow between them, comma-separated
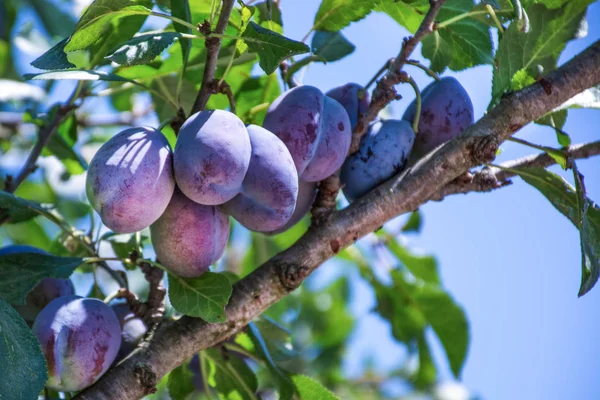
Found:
218,80 -> 236,114
406,59 -> 440,81
279,61 -> 298,88
191,0 -> 236,114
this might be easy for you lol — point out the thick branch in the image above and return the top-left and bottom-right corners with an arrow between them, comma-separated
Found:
190,0 -> 236,114
76,41 -> 600,400
432,140 -> 600,200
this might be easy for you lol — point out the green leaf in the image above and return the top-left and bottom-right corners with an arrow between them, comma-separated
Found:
65,1 -> 152,52
106,32 -> 182,66
0,298 -> 47,400
171,0 -> 192,68
168,361 -> 196,400
236,73 -> 281,124
30,37 -> 76,70
491,1 -> 593,105
241,21 -> 310,74
291,375 -> 339,400
205,348 -> 258,400
382,233 -> 439,284
311,30 -> 355,62
535,109 -> 570,146
313,0 -> 378,32
168,272 -> 233,323
44,114 -> 88,175
254,1 -> 284,33
5,219 -> 52,250
0,253 -> 83,304
414,334 -> 437,388
402,210 -> 423,233
0,191 -> 48,224
375,0 -> 427,34
24,70 -> 146,87
422,0 -> 493,72
26,0 -> 75,38
511,68 -> 536,91
247,322 -> 296,400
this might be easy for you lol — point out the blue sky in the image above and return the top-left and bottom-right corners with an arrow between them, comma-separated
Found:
278,2 -> 600,399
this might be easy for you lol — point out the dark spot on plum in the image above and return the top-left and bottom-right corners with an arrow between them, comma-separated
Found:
422,109 -> 435,124
338,122 -> 345,131
305,123 -> 317,141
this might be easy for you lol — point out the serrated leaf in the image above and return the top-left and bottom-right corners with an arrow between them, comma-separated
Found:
313,0 -> 378,32
106,32 -> 182,66
311,30 -> 355,62
168,361 -> 196,400
30,37 -> 76,70
375,0 -> 427,34
241,21 -> 309,74
0,191 -> 48,224
422,0 -> 493,73
511,68 -> 536,91
26,0 -> 75,38
0,298 -> 48,400
65,3 -> 152,52
0,253 -> 83,304
168,272 -> 233,323
491,1 -> 593,105
292,375 -> 339,400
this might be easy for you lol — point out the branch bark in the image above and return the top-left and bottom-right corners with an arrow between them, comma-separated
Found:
76,40 -> 600,400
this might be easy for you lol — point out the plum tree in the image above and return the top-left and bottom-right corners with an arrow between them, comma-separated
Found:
86,127 -> 175,233
263,85 -> 352,182
174,110 -> 251,205
32,295 -> 121,392
111,303 -> 147,362
402,77 -> 473,159
0,245 -> 75,324
341,120 -> 415,201
150,188 -> 230,278
222,125 -> 298,232
268,179 -> 318,234
326,83 -> 370,130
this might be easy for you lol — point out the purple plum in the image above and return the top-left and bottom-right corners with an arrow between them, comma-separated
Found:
150,188 -> 230,278
111,303 -> 147,362
341,119 -> 415,201
267,179 -> 318,234
32,296 -> 121,392
402,77 -> 473,158
263,85 -> 352,182
174,110 -> 251,205
326,83 -> 370,130
86,126 -> 175,233
1,245 -> 75,324
222,125 -> 298,232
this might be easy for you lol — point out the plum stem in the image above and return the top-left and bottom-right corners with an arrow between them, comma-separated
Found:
403,75 -> 421,134
406,60 -> 440,81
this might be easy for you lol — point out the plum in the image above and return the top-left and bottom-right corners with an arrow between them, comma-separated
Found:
174,110 -> 251,205
32,295 -> 121,392
150,188 -> 230,278
111,303 -> 147,362
326,83 -> 370,130
86,126 -> 175,233
263,85 -> 352,182
267,179 -> 318,234
0,245 -> 75,324
222,125 -> 298,232
340,120 -> 415,201
402,77 -> 473,158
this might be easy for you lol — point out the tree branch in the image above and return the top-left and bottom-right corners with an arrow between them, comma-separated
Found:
75,40 -> 600,400
431,140 -> 600,200
190,0 -> 236,115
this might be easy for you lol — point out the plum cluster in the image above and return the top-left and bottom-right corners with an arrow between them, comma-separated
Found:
86,77 -> 472,278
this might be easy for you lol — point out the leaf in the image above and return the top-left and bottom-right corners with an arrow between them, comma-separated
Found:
168,272 -> 233,323
0,191 -> 48,224
171,0 -> 192,68
414,334 -> 437,388
241,21 -> 310,74
402,210 -> 423,233
235,73 -> 281,124
375,0 -> 427,34
44,114 -> 88,175
100,232 -> 144,268
65,1 -> 152,52
247,322 -> 296,400
0,253 -> 83,304
421,0 -> 493,72
491,1 -> 593,105
26,0 -> 75,38
382,233 -> 439,284
168,361 -> 196,400
313,0 -> 378,32
254,1 -> 283,33
0,298 -> 47,400
291,375 -> 339,400
205,348 -> 258,400
106,32 -> 182,66
535,109 -> 570,146
5,219 -> 52,250
24,70 -> 146,87
311,30 -> 355,62
30,37 -> 76,70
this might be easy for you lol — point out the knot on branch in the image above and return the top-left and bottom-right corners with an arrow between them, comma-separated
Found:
311,174 -> 341,226
475,166 -> 501,189
134,362 -> 158,394
472,136 -> 499,164
278,263 -> 310,291
197,19 -> 211,35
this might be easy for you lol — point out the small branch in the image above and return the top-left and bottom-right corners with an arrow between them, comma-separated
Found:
191,0 -> 236,114
406,59 -> 440,81
279,61 -> 298,88
363,58 -> 393,91
217,80 -> 236,114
